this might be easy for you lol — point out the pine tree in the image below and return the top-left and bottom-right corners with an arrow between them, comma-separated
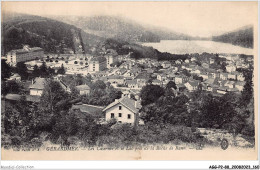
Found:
57,64 -> 66,75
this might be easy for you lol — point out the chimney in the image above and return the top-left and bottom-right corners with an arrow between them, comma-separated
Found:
135,100 -> 141,110
31,78 -> 35,84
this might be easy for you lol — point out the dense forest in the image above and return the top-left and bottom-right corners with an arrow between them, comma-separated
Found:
2,13 -> 89,55
100,38 -> 189,61
212,26 -> 253,48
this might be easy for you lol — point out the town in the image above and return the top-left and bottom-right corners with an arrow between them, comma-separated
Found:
1,41 -> 254,149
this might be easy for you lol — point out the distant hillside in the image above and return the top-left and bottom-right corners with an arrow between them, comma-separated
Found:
1,12 -> 103,55
102,38 -> 188,61
51,15 -> 193,43
212,26 -> 253,48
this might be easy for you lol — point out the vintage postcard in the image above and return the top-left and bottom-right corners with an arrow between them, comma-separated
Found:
1,1 -> 258,161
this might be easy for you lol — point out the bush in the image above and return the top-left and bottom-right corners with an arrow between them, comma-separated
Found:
11,136 -> 22,146
136,124 -> 204,144
241,124 -> 255,136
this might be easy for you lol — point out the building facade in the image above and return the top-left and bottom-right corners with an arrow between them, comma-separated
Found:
105,55 -> 115,68
7,46 -> 44,66
88,56 -> 107,72
103,96 -> 141,125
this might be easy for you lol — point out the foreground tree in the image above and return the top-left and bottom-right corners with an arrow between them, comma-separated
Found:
15,62 -> 28,80
1,59 -> 12,81
32,65 -> 40,78
38,79 -> 71,129
57,64 -> 66,75
140,84 -> 164,106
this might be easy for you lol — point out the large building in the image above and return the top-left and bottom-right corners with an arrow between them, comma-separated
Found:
105,55 -> 116,68
88,56 -> 107,72
7,45 -> 44,66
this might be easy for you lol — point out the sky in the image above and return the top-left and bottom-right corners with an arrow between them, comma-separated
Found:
2,1 -> 258,37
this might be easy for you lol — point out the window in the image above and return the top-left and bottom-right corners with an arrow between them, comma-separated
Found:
111,113 -> 114,118
119,113 -> 122,117
119,106 -> 122,110
127,114 -> 131,119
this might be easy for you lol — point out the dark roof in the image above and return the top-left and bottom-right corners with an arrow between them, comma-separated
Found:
125,79 -> 137,85
107,75 -> 124,80
188,80 -> 200,87
76,84 -> 90,91
5,94 -> 40,102
90,56 -> 106,63
10,47 -> 43,54
72,104 -> 104,115
135,73 -> 151,80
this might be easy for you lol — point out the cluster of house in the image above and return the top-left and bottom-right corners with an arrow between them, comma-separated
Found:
27,76 -> 142,125
88,53 -> 250,96
4,45 -> 253,126
28,77 -> 90,97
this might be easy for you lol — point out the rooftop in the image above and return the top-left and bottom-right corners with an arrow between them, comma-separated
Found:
10,47 -> 43,54
29,78 -> 45,90
76,84 -> 90,91
90,56 -> 106,63
103,96 -> 141,113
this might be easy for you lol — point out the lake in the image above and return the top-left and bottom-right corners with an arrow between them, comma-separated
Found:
142,40 -> 253,55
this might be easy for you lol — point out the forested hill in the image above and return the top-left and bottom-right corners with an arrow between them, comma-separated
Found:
51,15 -> 193,43
1,12 -> 102,55
212,26 -> 253,48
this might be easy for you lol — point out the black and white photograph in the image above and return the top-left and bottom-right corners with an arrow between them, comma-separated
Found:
0,1 -> 258,164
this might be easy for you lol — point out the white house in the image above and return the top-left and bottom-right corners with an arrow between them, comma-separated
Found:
7,73 -> 21,82
226,65 -> 236,73
184,59 -> 190,63
103,96 -> 141,125
235,81 -> 245,91
237,73 -> 245,81
29,78 -> 45,96
76,84 -> 90,95
224,81 -> 235,89
200,73 -> 209,80
175,75 -> 189,84
227,73 -> 237,80
220,73 -> 228,80
161,61 -> 171,68
184,80 -> 200,91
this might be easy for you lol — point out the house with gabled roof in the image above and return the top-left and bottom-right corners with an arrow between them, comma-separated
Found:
224,81 -> 235,89
76,84 -> 90,95
184,80 -> 200,91
152,79 -> 162,86
103,96 -> 141,125
220,72 -> 228,80
200,72 -> 209,80
226,64 -> 236,73
175,59 -> 182,65
235,81 -> 245,91
161,61 -> 171,68
116,68 -> 127,75
107,75 -> 125,85
175,75 -> 189,84
29,78 -> 45,96
125,79 -> 138,89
